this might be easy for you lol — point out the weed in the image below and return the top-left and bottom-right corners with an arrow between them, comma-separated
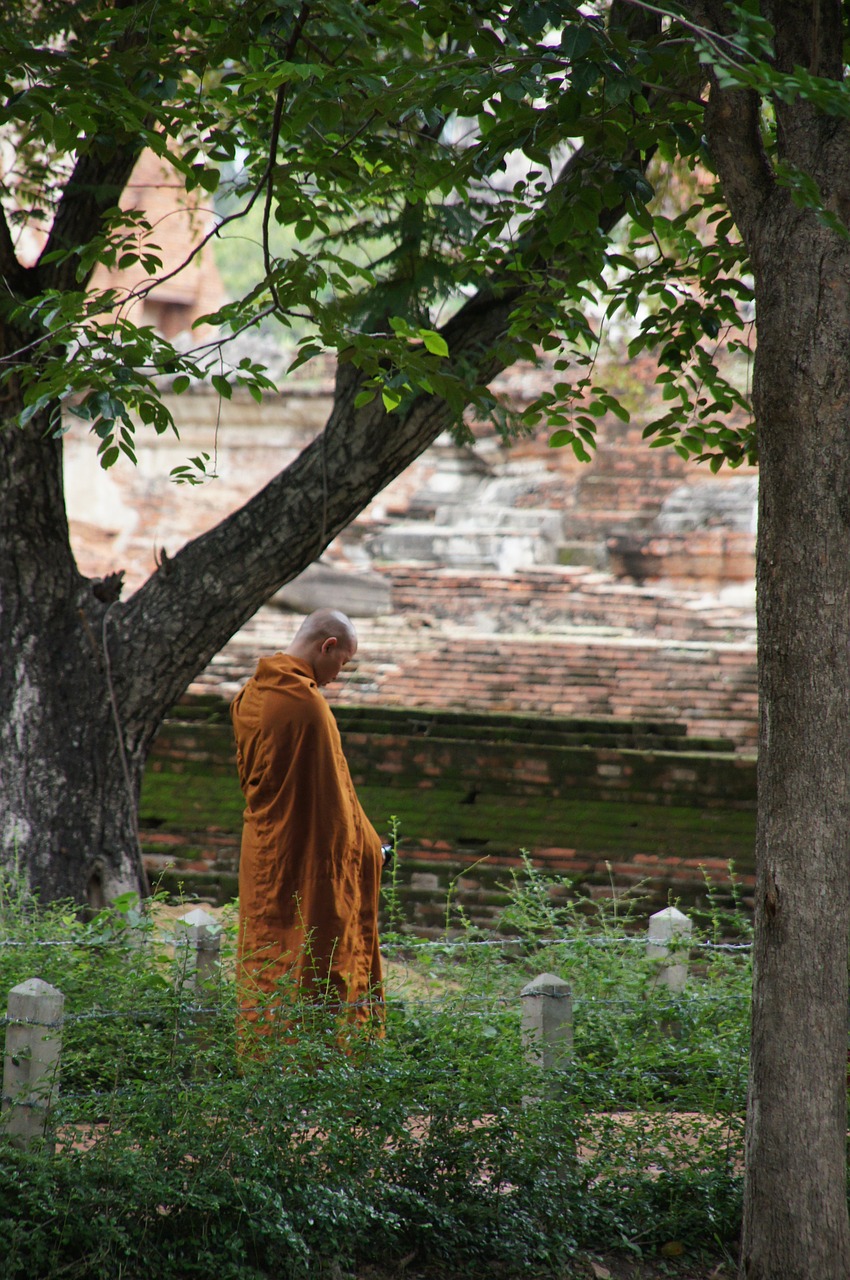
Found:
0,865 -> 749,1277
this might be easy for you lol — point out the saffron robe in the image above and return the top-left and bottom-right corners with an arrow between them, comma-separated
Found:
231,654 -> 383,1031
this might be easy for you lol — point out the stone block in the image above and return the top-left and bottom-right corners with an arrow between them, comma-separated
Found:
270,562 -> 391,617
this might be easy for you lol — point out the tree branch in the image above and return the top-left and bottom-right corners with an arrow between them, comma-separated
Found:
117,285 -> 515,736
112,0 -> 682,733
33,0 -> 158,293
0,202 -> 31,299
119,172 -> 651,733
262,3 -> 312,314
684,0 -> 775,245
36,144 -> 145,294
768,0 -> 844,82
766,0 -> 850,184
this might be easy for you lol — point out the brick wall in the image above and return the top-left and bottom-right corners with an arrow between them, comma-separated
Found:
197,564 -> 758,752
142,699 -> 756,931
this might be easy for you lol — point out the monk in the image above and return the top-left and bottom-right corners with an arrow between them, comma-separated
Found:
230,608 -> 384,1041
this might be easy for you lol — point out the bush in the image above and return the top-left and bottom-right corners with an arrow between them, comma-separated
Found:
0,863 -> 749,1277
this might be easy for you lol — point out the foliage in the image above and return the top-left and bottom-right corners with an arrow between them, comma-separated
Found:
0,0 -> 778,477
13,0 -> 839,484
0,863 -> 749,1278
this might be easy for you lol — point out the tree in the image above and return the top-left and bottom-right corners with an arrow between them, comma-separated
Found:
1,0 -> 671,905
683,5 -> 850,1276
2,2 -> 850,1275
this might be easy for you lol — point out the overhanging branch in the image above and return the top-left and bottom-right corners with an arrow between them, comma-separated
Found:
108,0 -> 701,727
0,203 -> 34,301
37,145 -> 145,294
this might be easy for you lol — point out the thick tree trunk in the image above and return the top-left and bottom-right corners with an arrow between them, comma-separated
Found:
693,3 -> 850,1270
0,412 -> 144,904
740,203 -> 850,1280
0,0 -> 661,907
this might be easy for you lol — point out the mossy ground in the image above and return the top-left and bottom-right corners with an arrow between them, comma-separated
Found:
140,765 -> 755,869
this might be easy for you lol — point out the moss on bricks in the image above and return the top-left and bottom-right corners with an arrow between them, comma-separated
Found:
149,869 -> 239,906
151,721 -> 236,760
358,786 -> 756,873
171,695 -> 233,724
140,770 -> 245,830
331,703 -> 701,748
140,758 -> 755,877
142,698 -> 757,908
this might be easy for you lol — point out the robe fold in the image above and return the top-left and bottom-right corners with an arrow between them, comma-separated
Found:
231,654 -> 383,1033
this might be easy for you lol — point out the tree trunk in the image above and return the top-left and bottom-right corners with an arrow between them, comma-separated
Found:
693,3 -> 850,1268
0,411 -> 144,905
1,0 -> 662,907
739,184 -> 850,1280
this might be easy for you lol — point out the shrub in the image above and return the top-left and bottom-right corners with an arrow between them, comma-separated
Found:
0,863 -> 748,1277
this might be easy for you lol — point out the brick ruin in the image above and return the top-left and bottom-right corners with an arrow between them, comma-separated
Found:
155,356 -> 759,751
66,355 -> 759,927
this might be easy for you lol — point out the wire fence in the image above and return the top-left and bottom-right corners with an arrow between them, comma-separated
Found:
0,930 -> 754,952
0,898 -> 756,1280
1,903 -> 749,980
0,902 -> 753,1025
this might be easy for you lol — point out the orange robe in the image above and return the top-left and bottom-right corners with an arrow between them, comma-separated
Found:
231,654 -> 383,1036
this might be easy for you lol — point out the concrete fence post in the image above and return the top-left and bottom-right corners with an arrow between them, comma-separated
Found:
175,907 -> 222,989
647,906 -> 693,992
520,972 -> 572,1100
175,908 -> 222,1053
2,978 -> 64,1151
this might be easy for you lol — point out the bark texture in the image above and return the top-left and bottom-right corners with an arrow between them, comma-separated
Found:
0,412 -> 144,904
695,1 -> 850,1274
745,217 -> 850,1280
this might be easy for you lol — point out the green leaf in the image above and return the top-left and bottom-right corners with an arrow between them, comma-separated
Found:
288,344 -> 324,374
194,166 -> 221,193
560,24 -> 596,60
419,329 -> 449,358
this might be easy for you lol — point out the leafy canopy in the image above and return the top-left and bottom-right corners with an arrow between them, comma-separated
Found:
4,0 -> 826,475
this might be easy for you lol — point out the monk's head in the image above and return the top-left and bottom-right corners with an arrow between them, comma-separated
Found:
287,608 -> 358,687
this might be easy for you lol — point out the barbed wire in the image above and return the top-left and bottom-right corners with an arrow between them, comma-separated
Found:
383,935 -> 753,953
0,931 -> 753,953
47,1065 -> 748,1110
0,984 -> 751,1032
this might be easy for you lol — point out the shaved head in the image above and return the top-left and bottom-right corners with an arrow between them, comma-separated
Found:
287,609 -> 358,686
292,609 -> 356,649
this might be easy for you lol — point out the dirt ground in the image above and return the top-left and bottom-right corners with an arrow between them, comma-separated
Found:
554,1256 -> 734,1280
355,1254 -> 736,1280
